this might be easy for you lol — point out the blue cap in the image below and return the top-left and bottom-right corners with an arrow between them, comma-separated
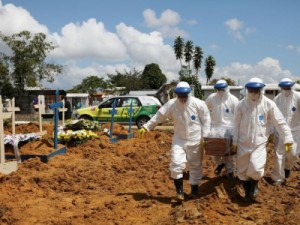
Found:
279,80 -> 295,87
175,87 -> 192,94
175,81 -> 192,94
245,82 -> 265,89
214,82 -> 228,89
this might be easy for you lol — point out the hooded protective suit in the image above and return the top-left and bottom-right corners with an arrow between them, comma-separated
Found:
205,80 -> 239,174
271,79 -> 300,181
143,93 -> 211,185
233,78 -> 293,181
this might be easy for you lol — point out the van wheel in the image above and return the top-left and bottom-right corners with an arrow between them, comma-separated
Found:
136,116 -> 150,129
79,115 -> 93,121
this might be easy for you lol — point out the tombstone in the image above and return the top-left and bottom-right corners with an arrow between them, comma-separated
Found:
0,95 -> 18,174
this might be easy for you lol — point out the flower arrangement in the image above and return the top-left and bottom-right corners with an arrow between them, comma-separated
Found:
58,129 -> 99,146
64,119 -> 102,131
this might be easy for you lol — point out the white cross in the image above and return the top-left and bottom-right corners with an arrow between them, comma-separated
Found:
6,97 -> 20,135
58,99 -> 68,126
34,96 -> 47,134
0,95 -> 18,174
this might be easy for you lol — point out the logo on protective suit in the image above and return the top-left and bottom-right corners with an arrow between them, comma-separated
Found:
292,106 -> 296,112
191,115 -> 196,120
225,108 -> 229,113
258,114 -> 265,125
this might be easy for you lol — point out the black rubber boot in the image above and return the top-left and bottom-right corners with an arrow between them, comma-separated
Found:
173,178 -> 184,201
284,169 -> 291,178
250,180 -> 260,198
189,185 -> 199,199
242,180 -> 252,202
214,163 -> 225,175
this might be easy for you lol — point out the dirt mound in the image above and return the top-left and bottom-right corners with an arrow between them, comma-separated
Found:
0,123 -> 299,224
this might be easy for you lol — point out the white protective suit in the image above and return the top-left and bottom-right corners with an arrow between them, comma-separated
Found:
205,87 -> 239,174
143,96 -> 211,185
271,89 -> 300,181
233,94 -> 294,181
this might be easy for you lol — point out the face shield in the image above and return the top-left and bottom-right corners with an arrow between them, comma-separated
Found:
278,78 -> 295,97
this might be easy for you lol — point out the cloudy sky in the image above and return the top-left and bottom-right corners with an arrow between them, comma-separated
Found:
0,0 -> 299,90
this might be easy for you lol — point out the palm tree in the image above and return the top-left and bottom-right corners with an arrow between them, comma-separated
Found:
173,36 -> 184,67
193,46 -> 203,76
205,55 -> 216,84
184,40 -> 194,76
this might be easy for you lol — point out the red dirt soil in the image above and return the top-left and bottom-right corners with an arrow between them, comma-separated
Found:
0,122 -> 299,225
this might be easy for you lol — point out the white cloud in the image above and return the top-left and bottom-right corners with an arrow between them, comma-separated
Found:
286,44 -> 295,50
186,19 -> 198,25
225,18 -> 244,40
211,57 -> 296,86
225,18 -> 255,41
209,44 -> 219,50
116,23 -> 179,71
225,18 -> 244,31
286,44 -> 300,53
0,1 -> 48,35
50,19 -> 128,60
43,61 -> 131,90
143,9 -> 188,38
143,9 -> 181,27
245,27 -> 256,35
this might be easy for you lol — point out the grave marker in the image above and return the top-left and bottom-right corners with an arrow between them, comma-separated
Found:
0,95 -> 18,174
34,96 -> 47,135
6,97 -> 20,135
58,99 -> 68,126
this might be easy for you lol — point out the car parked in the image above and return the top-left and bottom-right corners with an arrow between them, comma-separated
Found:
76,96 -> 162,128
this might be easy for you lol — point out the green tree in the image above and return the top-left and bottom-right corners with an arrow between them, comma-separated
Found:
173,36 -> 184,67
184,40 -> 194,75
141,63 -> 167,89
0,31 -> 64,94
107,68 -> 142,93
0,53 -> 14,98
193,46 -> 203,75
173,37 -> 206,99
205,55 -> 216,84
208,77 -> 237,86
68,76 -> 107,94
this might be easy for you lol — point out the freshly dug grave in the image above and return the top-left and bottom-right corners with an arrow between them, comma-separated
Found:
0,122 -> 299,225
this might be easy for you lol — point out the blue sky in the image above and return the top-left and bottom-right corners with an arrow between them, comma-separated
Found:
0,0 -> 299,90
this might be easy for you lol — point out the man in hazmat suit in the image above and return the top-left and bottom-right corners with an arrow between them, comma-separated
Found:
206,80 -> 239,178
271,78 -> 300,185
232,78 -> 293,202
139,81 -> 211,201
